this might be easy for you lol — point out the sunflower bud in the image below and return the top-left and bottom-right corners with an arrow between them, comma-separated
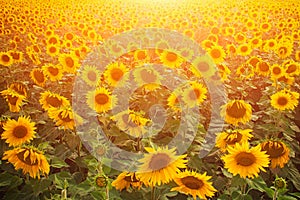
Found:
95,175 -> 107,187
274,177 -> 286,190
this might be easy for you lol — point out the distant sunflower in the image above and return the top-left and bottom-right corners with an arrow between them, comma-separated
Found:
256,61 -> 270,76
270,64 -> 284,81
190,54 -> 215,78
103,62 -> 128,87
260,22 -> 272,32
59,52 -> 80,74
261,140 -> 290,168
159,50 -> 183,68
39,91 -> 70,111
208,45 -> 226,64
171,170 -> 217,200
111,109 -> 150,138
182,81 -> 207,108
48,106 -> 83,130
2,146 -> 50,179
222,142 -> 270,179
270,90 -> 298,111
81,65 -> 101,87
221,100 -> 252,126
112,172 -> 143,191
276,42 -> 293,59
86,87 -> 116,113
42,64 -> 63,82
30,68 -> 47,87
167,90 -> 182,112
216,129 -> 253,152
284,62 -> 300,77
263,39 -> 277,52
133,67 -> 161,91
9,50 -> 23,63
0,88 -> 25,112
0,51 -> 13,66
136,146 -> 187,187
46,44 -> 60,57
133,50 -> 150,64
237,43 -> 252,56
9,82 -> 27,98
1,116 -> 36,147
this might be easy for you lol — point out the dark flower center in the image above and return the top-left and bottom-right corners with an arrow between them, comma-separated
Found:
226,101 -> 247,119
95,93 -> 109,105
262,141 -> 286,158
235,152 -> 256,166
148,153 -> 171,171
13,125 -> 28,138
17,150 -> 38,165
181,176 -> 204,190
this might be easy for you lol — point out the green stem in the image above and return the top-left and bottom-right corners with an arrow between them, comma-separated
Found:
273,189 -> 278,200
151,186 -> 156,200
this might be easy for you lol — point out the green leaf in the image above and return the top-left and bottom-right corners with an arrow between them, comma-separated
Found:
278,195 -> 298,200
50,157 -> 69,168
0,172 -> 23,189
289,192 -> 300,198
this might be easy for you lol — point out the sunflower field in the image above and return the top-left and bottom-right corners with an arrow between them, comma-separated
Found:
1,0 -> 300,199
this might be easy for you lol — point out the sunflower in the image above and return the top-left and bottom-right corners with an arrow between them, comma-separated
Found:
9,82 -> 27,98
103,62 -> 128,87
263,39 -> 277,52
226,44 -> 237,56
48,106 -> 83,130
133,67 -> 162,91
276,42 -> 293,59
190,54 -> 215,78
46,44 -> 60,57
39,91 -> 70,111
216,129 -> 253,152
216,63 -> 231,81
235,33 -> 246,44
133,49 -> 150,64
159,50 -> 183,68
221,100 -> 252,126
81,65 -> 101,87
270,90 -> 299,111
112,172 -> 143,191
9,50 -> 23,63
1,116 -> 36,147
284,62 -> 300,77
256,61 -> 270,76
207,45 -> 226,64
86,87 -> 116,113
111,109 -> 150,138
261,140 -> 290,168
42,63 -> 63,81
222,142 -> 270,179
0,51 -> 14,67
237,43 -> 252,56
167,90 -> 182,112
59,52 -> 80,74
182,81 -> 207,108
136,146 -> 187,187
270,64 -> 284,81
171,170 -> 217,200
2,146 -> 50,179
30,68 -> 47,87
0,88 -> 25,112
260,22 -> 272,32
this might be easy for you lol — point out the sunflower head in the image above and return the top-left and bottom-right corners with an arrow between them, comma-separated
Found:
112,172 -> 143,191
136,146 -> 187,186
3,146 -> 50,179
171,170 -> 217,200
1,116 -> 36,147
221,100 -> 252,126
222,142 -> 270,179
261,140 -> 290,168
